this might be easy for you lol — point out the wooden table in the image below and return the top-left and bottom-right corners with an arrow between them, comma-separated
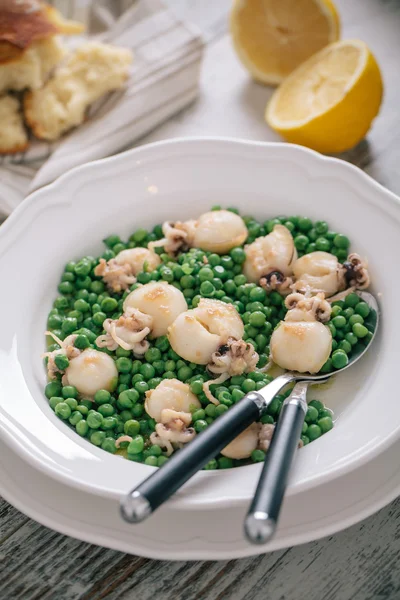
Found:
1,1 -> 400,598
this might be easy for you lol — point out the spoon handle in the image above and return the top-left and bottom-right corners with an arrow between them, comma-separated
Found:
120,373 -> 294,524
244,381 -> 309,545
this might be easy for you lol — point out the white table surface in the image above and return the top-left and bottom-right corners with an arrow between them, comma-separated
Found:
1,1 -> 400,598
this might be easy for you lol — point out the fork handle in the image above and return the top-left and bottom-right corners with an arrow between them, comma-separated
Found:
244,381 -> 308,545
120,373 -> 294,523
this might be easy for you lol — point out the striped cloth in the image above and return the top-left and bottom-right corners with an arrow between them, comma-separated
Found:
0,0 -> 203,215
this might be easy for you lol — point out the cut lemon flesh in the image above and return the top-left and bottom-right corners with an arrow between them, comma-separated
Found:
230,0 -> 340,85
266,39 -> 383,153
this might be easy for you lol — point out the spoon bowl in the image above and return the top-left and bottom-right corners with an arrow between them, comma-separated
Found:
244,290 -> 380,545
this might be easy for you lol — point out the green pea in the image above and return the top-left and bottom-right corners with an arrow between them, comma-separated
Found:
249,311 -> 266,327
102,416 -> 117,430
305,406 -> 319,423
199,281 -> 215,297
75,276 -> 92,290
192,408 -> 206,422
47,314 -> 63,329
145,347 -> 161,363
234,274 -> 247,286
333,233 -> 350,249
241,379 -> 256,393
135,381 -> 149,394
332,350 -> 349,369
65,397 -> 78,410
355,302 -> 370,318
154,336 -> 170,352
353,323 -> 368,338
143,456 -> 157,467
45,381 -> 62,399
257,354 -> 269,369
294,235 -> 309,250
349,314 -> 364,326
315,220 -> 329,235
315,237 -> 330,252
74,334 -> 90,350
90,280 -> 104,294
345,332 -> 358,346
61,317 -> 78,335
148,377 -> 162,389
318,416 -> 333,433
205,404 -> 216,417
204,459 -> 218,470
344,293 -> 360,308
308,424 -> 322,441
98,403 -> 115,417
298,217 -> 313,231
73,299 -> 89,313
76,420 -> 89,437
58,281 -> 74,295
261,414 -> 274,425
93,390 -> 110,406
118,389 -> 139,409
62,385 -> 78,399
128,435 -> 144,454
49,396 -> 63,411
230,389 -> 244,403
69,410 -> 83,426
318,409 -> 332,421
302,422 -> 308,435
123,419 -> 140,436
55,402 -> 72,420
215,404 -> 229,417
269,291 -> 283,306
90,431 -> 106,446
251,449 -> 266,463
177,366 -> 192,381
218,457 -> 233,469
332,315 -> 346,329
268,396 -> 282,416
54,296 -> 70,310
115,357 -> 132,373
301,435 -> 310,446
101,297 -> 118,313
339,340 -> 352,354
102,437 -> 117,453
140,363 -> 155,380
156,455 -> 168,467
87,411 -> 103,429
309,400 -> 324,412
230,247 -> 246,264
92,311 -> 107,327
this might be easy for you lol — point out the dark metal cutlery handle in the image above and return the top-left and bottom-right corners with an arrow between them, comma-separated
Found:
120,373 -> 294,523
244,381 -> 309,545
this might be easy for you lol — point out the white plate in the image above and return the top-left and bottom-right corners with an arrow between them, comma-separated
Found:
0,138 -> 399,510
1,434 -> 399,559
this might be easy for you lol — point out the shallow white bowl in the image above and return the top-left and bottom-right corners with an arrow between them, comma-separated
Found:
0,138 -> 397,510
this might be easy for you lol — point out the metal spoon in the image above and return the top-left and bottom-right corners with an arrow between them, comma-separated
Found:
244,290 -> 379,545
120,291 -> 379,527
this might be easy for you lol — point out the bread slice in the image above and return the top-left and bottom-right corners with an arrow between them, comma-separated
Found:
0,1 -> 84,63
24,42 -> 133,141
0,95 -> 28,154
0,35 -> 65,94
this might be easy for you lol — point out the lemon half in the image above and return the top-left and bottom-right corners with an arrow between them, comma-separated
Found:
230,0 -> 340,85
266,39 -> 383,153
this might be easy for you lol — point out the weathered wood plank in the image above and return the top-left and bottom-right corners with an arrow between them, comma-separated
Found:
1,0 -> 400,598
0,498 -> 399,600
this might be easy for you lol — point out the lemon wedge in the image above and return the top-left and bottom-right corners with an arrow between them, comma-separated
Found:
266,39 -> 383,153
230,0 -> 340,85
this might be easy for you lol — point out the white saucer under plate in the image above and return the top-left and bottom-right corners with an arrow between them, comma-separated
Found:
1,434 -> 399,560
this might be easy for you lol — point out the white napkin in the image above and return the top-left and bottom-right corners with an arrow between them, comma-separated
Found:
0,0 -> 203,216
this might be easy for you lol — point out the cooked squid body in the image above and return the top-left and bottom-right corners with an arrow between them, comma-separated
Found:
123,281 -> 187,337
65,349 -> 118,395
270,321 -> 332,374
114,248 -> 161,274
144,379 -> 200,422
168,298 -> 244,364
293,251 -> 344,297
192,210 -> 248,254
243,225 -> 297,283
221,423 -> 260,459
